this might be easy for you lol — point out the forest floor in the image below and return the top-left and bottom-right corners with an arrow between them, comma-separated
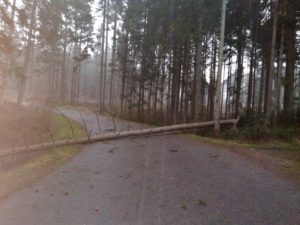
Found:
0,102 -> 85,201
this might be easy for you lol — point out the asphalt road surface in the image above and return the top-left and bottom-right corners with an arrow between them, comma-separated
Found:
0,109 -> 299,225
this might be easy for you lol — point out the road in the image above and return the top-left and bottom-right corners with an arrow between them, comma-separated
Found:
0,109 -> 299,225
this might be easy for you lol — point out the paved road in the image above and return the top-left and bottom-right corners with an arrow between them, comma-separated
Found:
0,109 -> 299,225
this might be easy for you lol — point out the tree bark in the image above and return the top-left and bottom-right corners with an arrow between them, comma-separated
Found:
214,0 -> 227,133
274,19 -> 285,124
103,11 -> 109,111
110,11 -> 118,112
264,0 -> 278,127
99,0 -> 107,112
235,38 -> 244,118
0,0 -> 16,105
17,0 -> 37,106
120,30 -> 129,116
283,0 -> 297,114
194,39 -> 203,121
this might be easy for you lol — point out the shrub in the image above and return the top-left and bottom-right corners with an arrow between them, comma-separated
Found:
276,110 -> 298,127
222,129 -> 240,140
273,127 -> 297,142
238,110 -> 265,129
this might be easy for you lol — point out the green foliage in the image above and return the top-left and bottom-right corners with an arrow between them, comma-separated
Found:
219,111 -> 300,142
222,128 -> 239,140
238,111 -> 265,129
233,111 -> 265,141
52,114 -> 86,140
225,126 -> 299,143
195,127 -> 215,137
272,128 -> 298,142
277,111 -> 295,127
276,109 -> 300,128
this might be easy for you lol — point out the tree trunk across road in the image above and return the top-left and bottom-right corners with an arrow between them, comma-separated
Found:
0,108 -> 299,225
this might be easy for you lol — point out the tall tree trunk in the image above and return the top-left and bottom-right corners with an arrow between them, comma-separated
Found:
0,0 -> 16,105
171,47 -> 181,123
274,20 -> 285,124
235,37 -> 244,118
99,0 -> 107,112
247,0 -> 259,112
264,0 -> 278,127
183,40 -> 191,123
247,27 -> 257,111
153,49 -> 163,121
55,47 -> 61,100
160,57 -> 166,122
225,73 -> 231,119
147,71 -> 154,122
120,30 -> 129,116
214,0 -> 227,133
167,54 -> 172,124
258,58 -> 266,114
110,11 -> 118,112
138,56 -> 146,120
208,37 -> 217,120
200,37 -> 208,120
193,39 -> 203,121
75,37 -> 82,105
252,47 -> 257,111
17,0 -> 37,105
103,12 -> 109,111
283,0 -> 297,114
60,21 -> 68,102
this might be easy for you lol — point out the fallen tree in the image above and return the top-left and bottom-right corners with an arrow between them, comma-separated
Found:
0,118 -> 239,157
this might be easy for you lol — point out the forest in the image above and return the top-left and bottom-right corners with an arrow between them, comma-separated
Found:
0,0 -> 299,130
1,1 -> 300,223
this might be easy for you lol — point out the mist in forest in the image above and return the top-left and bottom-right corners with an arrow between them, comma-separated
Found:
0,0 -> 299,127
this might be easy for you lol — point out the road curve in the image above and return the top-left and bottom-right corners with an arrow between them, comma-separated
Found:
0,108 -> 299,225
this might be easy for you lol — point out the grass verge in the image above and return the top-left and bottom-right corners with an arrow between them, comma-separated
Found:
0,113 -> 85,201
187,133 -> 300,184
186,134 -> 300,152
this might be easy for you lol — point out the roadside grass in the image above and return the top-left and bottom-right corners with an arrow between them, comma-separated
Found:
0,111 -> 85,201
187,133 -> 300,183
59,104 -> 92,113
50,101 -> 96,113
0,146 -> 80,200
186,134 -> 300,152
51,114 -> 86,140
